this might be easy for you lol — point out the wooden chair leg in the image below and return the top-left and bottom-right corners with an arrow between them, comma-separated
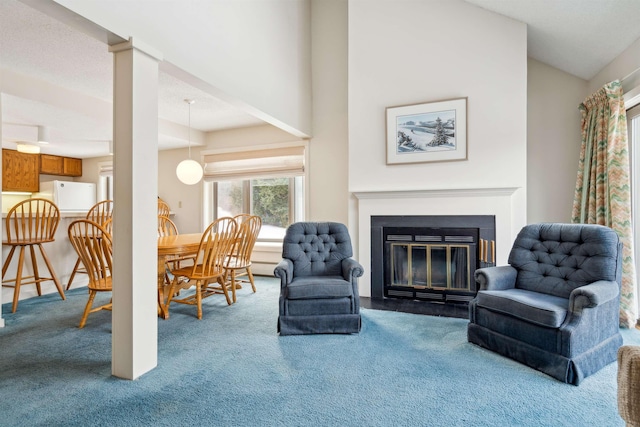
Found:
1,246 -> 16,309
66,257 -> 82,290
29,244 -> 42,296
38,244 -> 65,300
2,246 -> 16,279
246,267 -> 256,293
196,280 -> 203,320
231,270 -> 237,303
217,276 -> 232,305
79,291 -> 97,328
164,278 -> 180,320
12,246 -> 26,313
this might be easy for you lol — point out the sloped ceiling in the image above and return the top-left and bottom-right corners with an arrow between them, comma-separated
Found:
3,0 -> 640,158
464,0 -> 640,80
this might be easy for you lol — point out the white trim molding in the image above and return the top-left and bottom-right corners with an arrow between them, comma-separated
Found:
353,186 -> 523,298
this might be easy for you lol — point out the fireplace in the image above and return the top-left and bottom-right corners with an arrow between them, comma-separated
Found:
370,215 -> 495,315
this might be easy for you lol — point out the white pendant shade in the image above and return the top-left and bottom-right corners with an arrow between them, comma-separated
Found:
176,159 -> 203,185
176,98 -> 203,185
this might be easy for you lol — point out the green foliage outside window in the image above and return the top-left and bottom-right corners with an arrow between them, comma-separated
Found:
227,182 -> 243,216
225,178 -> 290,228
252,178 -> 289,227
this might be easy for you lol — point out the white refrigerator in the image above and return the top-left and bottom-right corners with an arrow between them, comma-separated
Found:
39,180 -> 96,212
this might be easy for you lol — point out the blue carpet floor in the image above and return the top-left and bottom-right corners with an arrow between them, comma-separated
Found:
1,276 -> 638,426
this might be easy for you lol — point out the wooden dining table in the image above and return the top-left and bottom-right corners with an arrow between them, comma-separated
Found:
157,233 -> 202,319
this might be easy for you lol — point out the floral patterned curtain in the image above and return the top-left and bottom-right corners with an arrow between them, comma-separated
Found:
572,80 -> 637,328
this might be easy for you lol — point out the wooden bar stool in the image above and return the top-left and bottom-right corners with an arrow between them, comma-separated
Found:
2,198 -> 65,312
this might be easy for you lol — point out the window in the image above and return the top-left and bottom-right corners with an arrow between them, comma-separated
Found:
212,176 -> 304,240
97,161 -> 113,201
202,144 -> 307,241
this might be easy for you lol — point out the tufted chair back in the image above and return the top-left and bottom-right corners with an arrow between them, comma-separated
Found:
282,222 -> 354,278
508,223 -> 622,298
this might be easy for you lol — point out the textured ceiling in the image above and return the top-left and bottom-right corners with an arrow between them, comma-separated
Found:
464,0 -> 640,80
0,0 -> 264,158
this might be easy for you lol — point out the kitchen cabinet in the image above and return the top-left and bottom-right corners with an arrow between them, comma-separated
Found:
2,149 -> 39,192
63,157 -> 82,176
40,154 -> 82,177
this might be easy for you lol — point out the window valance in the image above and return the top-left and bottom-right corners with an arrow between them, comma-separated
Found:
203,146 -> 305,181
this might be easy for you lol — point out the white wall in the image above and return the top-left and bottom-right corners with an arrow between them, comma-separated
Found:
348,0 -> 526,196
84,147 -> 207,235
82,153 -> 202,234
79,156 -> 110,187
205,124 -> 303,150
204,124 -> 308,274
82,124 -> 306,236
52,0 -> 312,138
157,147 -> 203,233
348,1 -> 527,266
527,58 -> 587,223
308,0 -> 349,223
588,36 -> 640,95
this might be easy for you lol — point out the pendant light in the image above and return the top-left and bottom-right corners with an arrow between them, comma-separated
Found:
176,99 -> 203,185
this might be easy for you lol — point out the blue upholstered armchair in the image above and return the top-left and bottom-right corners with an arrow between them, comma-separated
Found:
468,223 -> 623,385
275,222 -> 363,335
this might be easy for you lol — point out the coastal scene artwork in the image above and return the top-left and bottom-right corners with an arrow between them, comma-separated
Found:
386,98 -> 467,164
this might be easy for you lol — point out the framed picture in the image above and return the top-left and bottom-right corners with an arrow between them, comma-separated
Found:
386,97 -> 467,165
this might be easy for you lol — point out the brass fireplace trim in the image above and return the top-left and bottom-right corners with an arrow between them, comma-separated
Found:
389,243 -> 471,290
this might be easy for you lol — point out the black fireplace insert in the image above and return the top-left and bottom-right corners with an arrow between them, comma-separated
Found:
370,215 -> 496,314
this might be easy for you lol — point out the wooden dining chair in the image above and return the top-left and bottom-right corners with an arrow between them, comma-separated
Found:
224,215 -> 262,303
233,213 -> 252,225
68,219 -> 113,328
102,217 -> 113,235
157,215 -> 178,237
158,215 -> 195,268
165,217 -> 237,319
2,198 -> 65,312
66,200 -> 114,289
157,215 -> 194,285
158,199 -> 171,217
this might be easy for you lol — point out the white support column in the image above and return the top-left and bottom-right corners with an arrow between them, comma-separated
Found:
109,38 -> 162,379
0,93 -> 4,328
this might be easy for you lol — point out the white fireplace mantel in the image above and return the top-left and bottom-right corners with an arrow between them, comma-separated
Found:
353,187 -> 520,200
353,186 -> 525,298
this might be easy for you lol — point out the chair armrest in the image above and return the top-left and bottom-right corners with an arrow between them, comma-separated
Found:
274,259 -> 293,287
342,258 -> 364,280
569,280 -> 620,312
474,265 -> 517,291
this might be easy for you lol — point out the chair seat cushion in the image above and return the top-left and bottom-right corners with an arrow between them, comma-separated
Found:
287,276 -> 353,299
475,288 -> 569,328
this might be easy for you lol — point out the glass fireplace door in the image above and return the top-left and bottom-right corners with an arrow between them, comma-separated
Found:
389,243 -> 470,291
